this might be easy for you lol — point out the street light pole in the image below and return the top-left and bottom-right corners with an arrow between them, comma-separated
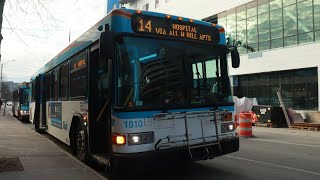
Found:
0,63 -> 2,99
0,60 -> 15,99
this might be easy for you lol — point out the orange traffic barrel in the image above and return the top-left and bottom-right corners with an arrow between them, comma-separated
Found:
238,112 -> 253,137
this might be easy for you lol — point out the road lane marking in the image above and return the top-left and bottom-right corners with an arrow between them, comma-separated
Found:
249,138 -> 320,148
226,155 -> 320,176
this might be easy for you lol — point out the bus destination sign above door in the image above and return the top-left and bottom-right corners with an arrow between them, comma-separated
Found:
131,14 -> 220,43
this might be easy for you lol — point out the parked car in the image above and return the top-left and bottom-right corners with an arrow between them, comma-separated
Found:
6,101 -> 12,106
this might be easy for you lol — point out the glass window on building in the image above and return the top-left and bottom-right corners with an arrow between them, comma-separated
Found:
259,40 -> 271,51
284,35 -> 297,46
258,13 -> 270,41
219,17 -> 227,33
270,0 -> 282,11
239,76 -> 248,97
271,38 -> 283,48
237,68 -> 318,110
258,0 -> 270,14
269,72 -> 280,106
297,0 -> 313,34
237,20 -> 247,54
248,75 -> 259,98
280,71 -> 293,108
206,0 -> 320,53
306,68 -> 318,110
218,12 -> 227,33
293,69 -> 308,109
270,9 -> 283,40
283,0 -> 296,7
247,1 -> 257,17
237,5 -> 247,21
299,32 -> 314,44
236,5 -> 246,52
258,73 -> 269,105
283,4 -> 297,37
314,0 -> 320,30
258,86 -> 270,105
227,11 -> 236,40
247,16 -> 258,51
315,30 -> 320,41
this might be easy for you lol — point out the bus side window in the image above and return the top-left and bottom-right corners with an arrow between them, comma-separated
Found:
70,53 -> 88,100
46,73 -> 51,101
31,82 -> 36,102
59,62 -> 69,100
51,69 -> 59,101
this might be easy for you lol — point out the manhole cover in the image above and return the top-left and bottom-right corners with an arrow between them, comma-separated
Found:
0,158 -> 24,173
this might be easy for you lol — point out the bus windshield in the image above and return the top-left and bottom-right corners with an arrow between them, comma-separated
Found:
116,36 -> 232,110
21,89 -> 29,106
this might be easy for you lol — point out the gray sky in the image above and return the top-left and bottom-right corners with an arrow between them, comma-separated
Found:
1,0 -> 105,82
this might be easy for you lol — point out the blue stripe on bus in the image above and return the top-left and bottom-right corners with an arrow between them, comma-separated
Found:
113,106 -> 234,119
51,117 -> 62,129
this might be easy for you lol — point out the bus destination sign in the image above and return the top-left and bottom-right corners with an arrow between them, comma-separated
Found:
131,14 -> 220,43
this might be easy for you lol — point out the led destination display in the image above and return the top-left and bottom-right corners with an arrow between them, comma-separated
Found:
132,14 -> 220,43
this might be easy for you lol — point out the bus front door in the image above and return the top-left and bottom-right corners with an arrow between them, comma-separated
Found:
34,74 -> 47,132
89,50 -> 111,157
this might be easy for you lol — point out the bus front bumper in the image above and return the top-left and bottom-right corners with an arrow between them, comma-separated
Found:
112,137 -> 239,164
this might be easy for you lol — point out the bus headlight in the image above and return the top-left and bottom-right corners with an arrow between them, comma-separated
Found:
228,124 -> 234,131
221,123 -> 235,133
132,135 -> 140,143
128,132 -> 154,146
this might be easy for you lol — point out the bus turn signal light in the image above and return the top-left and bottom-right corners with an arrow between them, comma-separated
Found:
112,134 -> 126,145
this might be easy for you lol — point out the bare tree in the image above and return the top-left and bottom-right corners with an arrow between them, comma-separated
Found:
0,0 -> 5,63
0,0 -> 55,63
1,81 -> 12,102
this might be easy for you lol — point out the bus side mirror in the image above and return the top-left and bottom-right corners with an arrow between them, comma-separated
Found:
231,48 -> 240,68
99,31 -> 114,59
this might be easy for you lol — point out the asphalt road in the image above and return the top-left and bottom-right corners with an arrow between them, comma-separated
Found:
114,127 -> 320,180
7,106 -> 320,180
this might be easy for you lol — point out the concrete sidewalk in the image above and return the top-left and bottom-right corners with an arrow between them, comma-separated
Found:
0,108 -> 106,180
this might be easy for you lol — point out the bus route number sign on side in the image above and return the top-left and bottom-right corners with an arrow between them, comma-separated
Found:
131,14 -> 220,43
72,59 -> 86,71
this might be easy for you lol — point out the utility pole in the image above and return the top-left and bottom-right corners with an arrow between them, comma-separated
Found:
0,63 -> 2,99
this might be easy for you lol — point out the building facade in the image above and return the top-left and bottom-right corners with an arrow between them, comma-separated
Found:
108,0 -> 320,111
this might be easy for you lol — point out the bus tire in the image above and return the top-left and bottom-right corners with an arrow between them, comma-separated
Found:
75,122 -> 90,162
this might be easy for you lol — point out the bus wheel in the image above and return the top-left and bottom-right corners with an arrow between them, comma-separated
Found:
76,123 -> 89,162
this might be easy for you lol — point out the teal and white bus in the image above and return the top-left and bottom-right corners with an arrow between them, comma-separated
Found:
29,9 -> 240,170
12,82 -> 30,122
